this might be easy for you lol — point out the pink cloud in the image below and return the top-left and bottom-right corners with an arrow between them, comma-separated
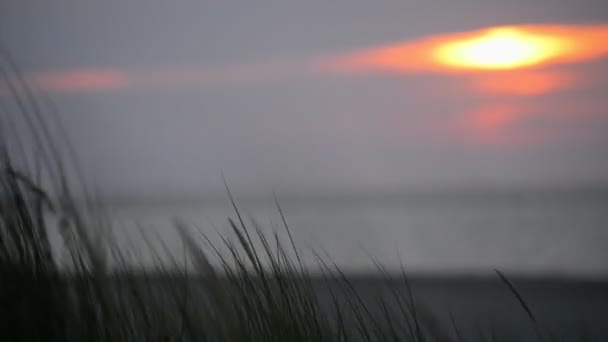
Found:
31,69 -> 128,92
452,104 -> 535,146
21,57 -> 319,94
433,95 -> 608,148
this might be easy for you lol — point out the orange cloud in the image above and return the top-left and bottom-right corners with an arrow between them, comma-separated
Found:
470,70 -> 576,95
325,24 -> 608,74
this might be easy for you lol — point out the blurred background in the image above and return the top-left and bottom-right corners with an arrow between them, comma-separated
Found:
2,0 -> 608,276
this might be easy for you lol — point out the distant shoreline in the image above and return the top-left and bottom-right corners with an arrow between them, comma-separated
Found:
98,184 -> 608,207
40,270 -> 608,284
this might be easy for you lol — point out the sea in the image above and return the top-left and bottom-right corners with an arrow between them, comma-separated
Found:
101,187 -> 608,277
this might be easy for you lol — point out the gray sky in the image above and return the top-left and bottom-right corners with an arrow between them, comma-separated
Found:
2,0 -> 608,197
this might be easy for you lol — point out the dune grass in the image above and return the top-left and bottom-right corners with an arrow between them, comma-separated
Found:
0,146 -> 447,341
0,147 -> 441,341
0,52 -> 600,341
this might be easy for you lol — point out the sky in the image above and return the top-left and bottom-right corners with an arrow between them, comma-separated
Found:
2,0 -> 608,197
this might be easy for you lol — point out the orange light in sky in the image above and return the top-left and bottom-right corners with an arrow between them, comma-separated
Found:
329,24 -> 608,74
433,27 -> 567,70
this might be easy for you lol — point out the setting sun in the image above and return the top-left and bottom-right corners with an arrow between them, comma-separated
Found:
432,28 -> 566,70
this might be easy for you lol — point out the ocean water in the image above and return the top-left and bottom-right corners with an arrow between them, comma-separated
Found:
98,189 -> 608,277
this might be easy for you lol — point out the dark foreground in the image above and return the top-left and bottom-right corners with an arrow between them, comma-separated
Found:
40,273 -> 608,341
323,275 -> 608,341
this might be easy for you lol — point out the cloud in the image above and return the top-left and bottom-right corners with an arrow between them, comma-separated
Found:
21,59 -> 318,94
30,69 -> 128,92
467,104 -> 522,130
469,70 -> 577,95
435,104 -> 531,146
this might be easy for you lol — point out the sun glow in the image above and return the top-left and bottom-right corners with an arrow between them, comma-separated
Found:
330,24 -> 608,74
433,28 -> 567,70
